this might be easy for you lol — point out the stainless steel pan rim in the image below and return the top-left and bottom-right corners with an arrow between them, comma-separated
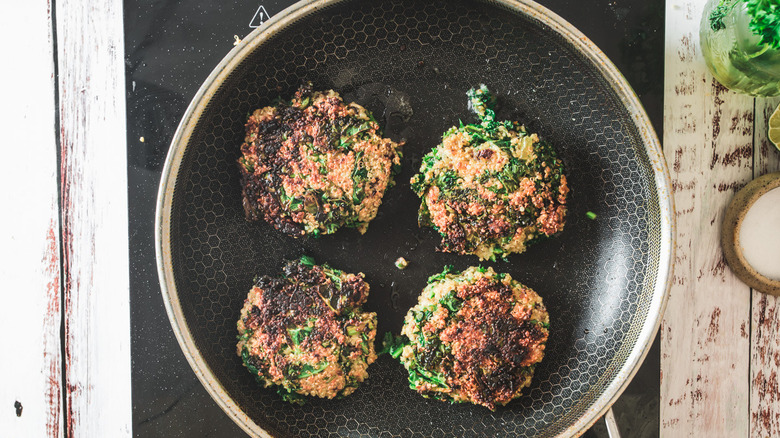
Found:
155,0 -> 675,436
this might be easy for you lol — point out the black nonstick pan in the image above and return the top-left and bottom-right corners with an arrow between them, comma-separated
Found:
155,0 -> 674,436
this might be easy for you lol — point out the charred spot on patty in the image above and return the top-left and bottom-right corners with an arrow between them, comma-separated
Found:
239,83 -> 403,237
410,85 -> 568,261
236,256 -> 377,402
392,266 -> 549,410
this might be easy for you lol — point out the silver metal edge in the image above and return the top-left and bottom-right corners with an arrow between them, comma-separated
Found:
604,407 -> 622,438
155,2 -> 324,437
153,0 -> 677,436
502,1 -> 676,436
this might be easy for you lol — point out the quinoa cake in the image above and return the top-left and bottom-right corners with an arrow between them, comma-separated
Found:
391,266 -> 549,410
239,83 -> 403,237
410,85 -> 568,260
236,256 -> 378,402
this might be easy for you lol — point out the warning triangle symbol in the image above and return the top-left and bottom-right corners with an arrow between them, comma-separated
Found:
249,5 -> 270,28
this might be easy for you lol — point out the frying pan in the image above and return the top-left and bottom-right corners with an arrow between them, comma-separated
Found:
155,0 -> 675,436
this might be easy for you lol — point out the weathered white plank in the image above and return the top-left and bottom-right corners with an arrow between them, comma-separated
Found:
56,0 -> 132,435
661,0 -> 753,435
750,96 -> 780,438
0,1 -> 63,437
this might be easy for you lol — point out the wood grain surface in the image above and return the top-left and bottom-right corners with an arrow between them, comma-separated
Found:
0,1 -> 63,437
750,96 -> 780,438
662,0 -> 753,435
662,0 -> 780,436
55,0 -> 132,435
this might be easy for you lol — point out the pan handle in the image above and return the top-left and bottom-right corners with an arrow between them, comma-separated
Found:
604,407 -> 621,438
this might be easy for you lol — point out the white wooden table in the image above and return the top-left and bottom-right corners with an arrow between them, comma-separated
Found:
2,0 -> 778,436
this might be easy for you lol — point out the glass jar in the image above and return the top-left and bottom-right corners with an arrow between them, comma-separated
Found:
700,0 -> 780,97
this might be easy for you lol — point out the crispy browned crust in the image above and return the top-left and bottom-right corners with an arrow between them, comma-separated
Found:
239,83 -> 402,237
399,267 -> 549,410
440,277 -> 548,408
243,262 -> 369,337
237,259 -> 377,399
410,87 -> 568,260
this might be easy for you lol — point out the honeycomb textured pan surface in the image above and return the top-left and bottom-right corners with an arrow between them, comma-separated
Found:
164,0 -> 666,436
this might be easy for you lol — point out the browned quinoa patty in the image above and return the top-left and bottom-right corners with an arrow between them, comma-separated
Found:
239,83 -> 403,237
410,86 -> 568,260
236,256 -> 377,402
393,266 -> 549,410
